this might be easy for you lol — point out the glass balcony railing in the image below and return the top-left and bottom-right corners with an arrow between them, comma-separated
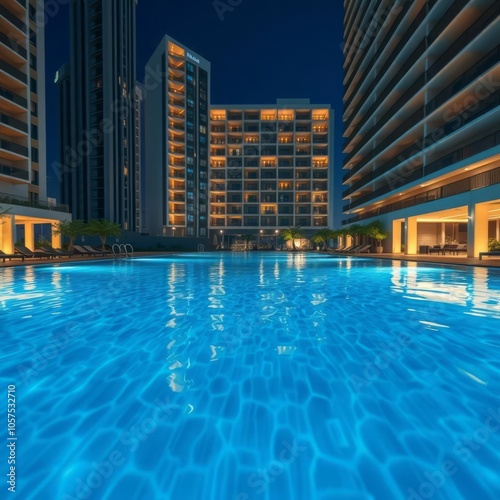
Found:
0,59 -> 27,84
0,162 -> 28,180
345,88 -> 500,197
0,138 -> 28,156
346,129 -> 500,211
0,112 -> 27,132
0,4 -> 26,32
0,86 -> 27,108
0,31 -> 27,59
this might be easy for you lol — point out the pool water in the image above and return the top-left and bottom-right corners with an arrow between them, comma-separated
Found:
1,253 -> 500,500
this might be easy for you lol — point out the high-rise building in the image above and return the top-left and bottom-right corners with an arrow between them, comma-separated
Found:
342,1 -> 500,257
209,100 -> 331,243
0,0 -> 69,254
1,0 -> 45,204
145,35 -> 210,237
58,0 -> 140,231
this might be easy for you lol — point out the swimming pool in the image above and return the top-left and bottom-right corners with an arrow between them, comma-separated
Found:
1,253 -> 500,499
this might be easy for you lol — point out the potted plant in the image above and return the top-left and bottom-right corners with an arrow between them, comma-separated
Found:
365,220 -> 388,253
311,228 -> 334,251
373,229 -> 389,253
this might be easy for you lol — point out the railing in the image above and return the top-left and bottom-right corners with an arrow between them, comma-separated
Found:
0,59 -> 26,84
0,138 -> 28,157
0,86 -> 27,108
344,166 -> 500,225
345,129 -> 500,211
344,0 -> 420,119
428,2 -> 500,81
197,244 -> 204,253
0,4 -> 26,32
0,190 -> 69,212
344,0 -> 407,110
344,88 -> 500,197
0,113 -> 27,133
0,31 -> 27,58
0,163 -> 28,180
112,243 -> 134,258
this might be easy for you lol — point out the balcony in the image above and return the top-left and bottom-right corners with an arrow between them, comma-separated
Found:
169,122 -> 185,132
0,4 -> 26,34
0,59 -> 26,85
0,112 -> 27,134
0,161 -> 27,180
0,137 -> 27,157
0,86 -> 27,109
168,147 -> 185,155
0,31 -> 26,60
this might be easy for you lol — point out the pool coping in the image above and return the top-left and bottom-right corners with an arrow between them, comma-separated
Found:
2,250 -> 500,269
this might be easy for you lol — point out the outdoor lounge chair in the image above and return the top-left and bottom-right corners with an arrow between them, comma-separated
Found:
353,244 -> 372,254
73,245 -> 109,257
40,245 -> 72,257
0,250 -> 24,262
344,245 -> 364,253
15,245 -> 53,259
337,245 -> 355,253
331,245 -> 345,252
73,245 -> 96,256
479,251 -> 500,260
82,245 -> 111,256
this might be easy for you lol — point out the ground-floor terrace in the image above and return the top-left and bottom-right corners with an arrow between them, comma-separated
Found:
0,202 -> 70,254
344,175 -> 500,259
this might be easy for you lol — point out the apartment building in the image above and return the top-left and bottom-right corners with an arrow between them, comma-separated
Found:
145,35 -> 210,237
342,0 -> 500,257
0,0 -> 69,253
209,99 -> 331,244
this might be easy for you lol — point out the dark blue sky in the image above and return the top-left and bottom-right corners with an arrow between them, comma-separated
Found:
45,0 -> 345,224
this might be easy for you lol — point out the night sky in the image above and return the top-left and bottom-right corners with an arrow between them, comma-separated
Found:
44,0 -> 345,225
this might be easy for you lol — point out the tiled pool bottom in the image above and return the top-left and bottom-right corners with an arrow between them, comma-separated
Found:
1,253 -> 500,500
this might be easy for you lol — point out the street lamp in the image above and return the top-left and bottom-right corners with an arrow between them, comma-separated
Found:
220,229 -> 224,249
275,229 -> 279,249
172,227 -> 176,237
259,229 -> 263,247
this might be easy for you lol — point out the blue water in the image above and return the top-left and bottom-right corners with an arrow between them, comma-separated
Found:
1,253 -> 500,500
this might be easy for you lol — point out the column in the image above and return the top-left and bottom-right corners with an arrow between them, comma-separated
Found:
405,217 -> 418,255
0,215 -> 16,253
392,219 -> 402,253
24,223 -> 35,250
467,202 -> 489,258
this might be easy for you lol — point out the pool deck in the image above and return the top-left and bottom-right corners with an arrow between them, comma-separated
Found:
0,251 -> 170,268
334,251 -> 500,268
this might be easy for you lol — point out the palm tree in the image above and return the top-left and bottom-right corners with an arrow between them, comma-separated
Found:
240,234 -> 255,250
0,206 -> 11,223
52,219 -> 86,253
311,228 -> 334,250
86,219 -> 121,250
280,225 -> 304,251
